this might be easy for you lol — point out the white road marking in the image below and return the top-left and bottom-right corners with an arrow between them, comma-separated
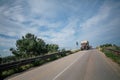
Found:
52,52 -> 84,80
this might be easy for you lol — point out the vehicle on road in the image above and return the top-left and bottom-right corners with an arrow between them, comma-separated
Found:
80,40 -> 90,50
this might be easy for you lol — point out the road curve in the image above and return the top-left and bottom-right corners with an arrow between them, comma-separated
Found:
6,49 -> 120,80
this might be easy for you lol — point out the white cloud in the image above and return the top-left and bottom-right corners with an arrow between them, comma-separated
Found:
29,18 -> 62,29
78,0 -> 120,46
32,17 -> 79,49
28,0 -> 59,18
0,1 -> 26,23
81,2 -> 111,30
44,17 -> 79,49
0,49 -> 12,57
0,37 -> 16,48
81,0 -> 120,30
27,0 -> 84,19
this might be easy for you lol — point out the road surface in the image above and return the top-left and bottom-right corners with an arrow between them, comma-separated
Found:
6,49 -> 120,80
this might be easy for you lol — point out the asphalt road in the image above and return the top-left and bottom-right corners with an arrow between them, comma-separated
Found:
7,49 -> 120,80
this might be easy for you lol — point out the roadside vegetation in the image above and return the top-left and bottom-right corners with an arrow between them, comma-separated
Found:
0,33 -> 80,79
98,44 -> 120,65
1,33 -> 59,64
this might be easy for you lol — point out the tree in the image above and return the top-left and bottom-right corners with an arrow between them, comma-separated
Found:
10,48 -> 20,57
76,41 -> 79,49
46,44 -> 59,52
10,33 -> 45,57
76,41 -> 78,46
10,33 -> 59,58
16,33 -> 37,57
36,38 -> 47,55
0,55 -> 2,64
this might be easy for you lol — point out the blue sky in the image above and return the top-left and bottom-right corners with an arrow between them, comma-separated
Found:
0,0 -> 120,57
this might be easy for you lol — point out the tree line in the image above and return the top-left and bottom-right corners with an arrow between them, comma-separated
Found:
10,33 -> 59,58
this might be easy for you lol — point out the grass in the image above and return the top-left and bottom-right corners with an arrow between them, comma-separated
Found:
101,48 -> 120,65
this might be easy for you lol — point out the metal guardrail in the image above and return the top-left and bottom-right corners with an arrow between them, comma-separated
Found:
106,48 -> 120,55
0,51 -> 71,72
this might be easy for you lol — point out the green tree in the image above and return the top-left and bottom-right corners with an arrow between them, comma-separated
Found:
0,55 -> 2,64
10,33 -> 46,57
36,38 -> 47,55
16,33 -> 37,57
10,48 -> 21,58
76,41 -> 78,46
10,33 -> 59,58
46,44 -> 59,52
